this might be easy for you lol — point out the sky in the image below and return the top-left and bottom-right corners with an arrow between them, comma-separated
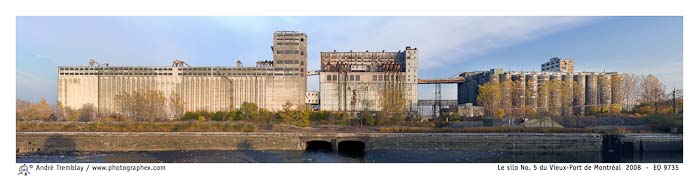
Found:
16,16 -> 683,103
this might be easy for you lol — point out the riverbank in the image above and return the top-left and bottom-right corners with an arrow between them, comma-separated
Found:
17,121 -> 602,133
17,132 -> 606,154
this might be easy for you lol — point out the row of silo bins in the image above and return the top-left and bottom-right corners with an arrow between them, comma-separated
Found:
457,71 -> 624,116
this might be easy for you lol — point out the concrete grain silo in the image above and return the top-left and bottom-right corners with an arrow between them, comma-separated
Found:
585,74 -> 599,113
526,74 -> 539,115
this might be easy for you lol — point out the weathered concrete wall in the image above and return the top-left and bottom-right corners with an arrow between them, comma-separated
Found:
17,132 -> 304,154
365,133 -> 602,151
17,132 -> 605,154
617,134 -> 683,152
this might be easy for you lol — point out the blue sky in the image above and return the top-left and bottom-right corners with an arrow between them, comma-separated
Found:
16,16 -> 682,103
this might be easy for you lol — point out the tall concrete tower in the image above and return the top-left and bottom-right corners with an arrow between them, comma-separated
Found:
272,31 -> 308,108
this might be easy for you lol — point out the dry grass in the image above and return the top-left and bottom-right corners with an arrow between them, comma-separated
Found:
16,121 -> 256,132
378,126 -> 597,133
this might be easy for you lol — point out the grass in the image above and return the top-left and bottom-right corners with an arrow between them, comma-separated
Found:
16,121 -> 257,132
378,126 -> 597,133
17,121 -> 628,134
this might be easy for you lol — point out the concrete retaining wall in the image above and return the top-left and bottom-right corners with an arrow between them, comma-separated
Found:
17,132 -> 605,154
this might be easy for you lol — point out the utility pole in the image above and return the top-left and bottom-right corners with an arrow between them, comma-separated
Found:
672,88 -> 677,114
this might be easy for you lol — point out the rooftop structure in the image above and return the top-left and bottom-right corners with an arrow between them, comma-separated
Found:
541,57 -> 574,73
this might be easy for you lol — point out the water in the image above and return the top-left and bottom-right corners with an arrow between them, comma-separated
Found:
16,150 -> 682,163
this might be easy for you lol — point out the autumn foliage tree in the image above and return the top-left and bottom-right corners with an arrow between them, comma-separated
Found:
477,82 -> 502,118
16,98 -> 53,121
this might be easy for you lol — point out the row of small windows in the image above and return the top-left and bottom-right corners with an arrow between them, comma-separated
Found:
543,64 -> 561,70
275,38 -> 305,42
276,42 -> 300,46
277,60 -> 303,64
276,50 -> 304,55
60,72 -> 176,76
373,75 -> 404,81
60,72 -> 304,76
324,74 -> 407,82
60,67 -> 179,71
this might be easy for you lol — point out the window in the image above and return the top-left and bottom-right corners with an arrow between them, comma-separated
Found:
356,75 -> 360,81
277,50 -> 299,54
326,75 -> 331,81
350,75 -> 355,81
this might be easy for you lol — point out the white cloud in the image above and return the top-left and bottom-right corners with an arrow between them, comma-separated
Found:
306,17 -> 597,70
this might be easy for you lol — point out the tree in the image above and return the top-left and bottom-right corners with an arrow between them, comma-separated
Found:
477,82 -> 501,118
279,102 -> 296,125
16,99 -> 33,121
381,84 -> 406,124
64,107 -> 81,122
511,79 -> 527,117
537,81 -> 551,116
641,74 -> 666,113
115,89 -> 167,121
258,108 -> 274,125
78,103 -> 97,121
500,80 -> 513,118
296,105 -> 311,127
55,101 -> 66,121
622,73 -> 640,111
169,91 -> 185,120
548,80 -> 561,117
15,99 -> 53,121
34,98 -> 53,121
359,110 -> 378,126
240,102 -> 260,120
559,79 -> 574,116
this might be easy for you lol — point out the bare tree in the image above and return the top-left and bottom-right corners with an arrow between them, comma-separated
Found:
54,101 -> 66,121
78,103 -> 97,121
169,91 -> 185,120
622,73 -> 640,111
115,89 -> 167,121
641,74 -> 666,113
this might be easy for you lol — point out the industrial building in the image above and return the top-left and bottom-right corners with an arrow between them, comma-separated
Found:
57,31 -> 308,118
319,47 -> 419,113
58,30 -> 623,120
305,91 -> 320,110
541,57 -> 574,73
457,69 -> 623,116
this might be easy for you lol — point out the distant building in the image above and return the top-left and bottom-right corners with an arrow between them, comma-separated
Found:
541,57 -> 574,73
319,47 -> 419,112
305,91 -> 320,111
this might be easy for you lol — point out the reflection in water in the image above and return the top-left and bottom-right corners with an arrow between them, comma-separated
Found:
16,150 -> 682,163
